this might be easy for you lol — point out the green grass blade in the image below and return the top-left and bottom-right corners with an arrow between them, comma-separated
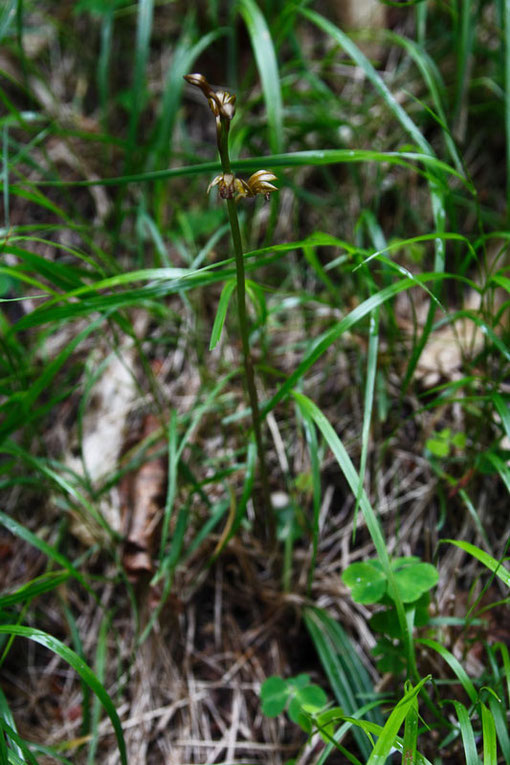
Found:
263,272 -> 447,419
382,29 -> 463,172
505,0 -> 510,211
304,607 -> 375,759
209,278 -> 236,350
418,638 -> 477,703
452,700 -> 479,765
300,7 -> 431,155
492,393 -> 510,443
488,693 -> 510,764
453,0 -> 475,137
0,625 -> 127,765
0,510 -> 89,592
366,677 -> 430,765
402,684 -> 418,765
353,306 -> 379,542
87,613 -> 110,765
33,149 -> 472,189
158,410 -> 178,562
0,0 -> 15,42
126,0 -> 154,166
495,642 -> 510,706
295,391 -> 415,675
296,403 -> 321,591
0,571 -> 70,609
442,539 -> 510,588
0,687 -> 26,763
237,0 -> 284,154
481,701 -> 497,765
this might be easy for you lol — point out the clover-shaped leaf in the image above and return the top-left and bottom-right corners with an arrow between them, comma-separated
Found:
393,562 -> 438,603
342,562 -> 387,604
260,676 -> 288,717
288,684 -> 328,733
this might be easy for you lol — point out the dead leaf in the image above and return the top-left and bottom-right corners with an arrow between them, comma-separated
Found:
122,414 -> 167,582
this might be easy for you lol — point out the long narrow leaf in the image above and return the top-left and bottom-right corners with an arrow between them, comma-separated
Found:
442,539 -> 510,588
0,625 -> 127,765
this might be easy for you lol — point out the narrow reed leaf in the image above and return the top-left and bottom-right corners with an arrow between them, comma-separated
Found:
382,29 -> 463,172
264,273 -> 447,419
304,607 -> 375,759
126,0 -> 154,163
158,410 -> 177,562
481,701 -> 497,765
300,7 -> 431,155
487,693 -> 510,764
209,279 -> 236,350
0,0 -> 16,43
0,571 -> 70,609
495,642 -> 510,706
492,393 -> 510,443
453,0 -> 475,137
366,677 -> 430,765
0,687 -> 26,763
418,638 -> 477,703
402,685 -> 419,765
0,510 -> 88,591
0,719 -> 38,765
452,700 -> 479,765
237,0 -> 284,154
506,0 -> 510,210
0,625 -> 127,765
87,613 -> 110,765
443,539 -> 510,587
33,149 -> 472,188
297,406 -> 321,590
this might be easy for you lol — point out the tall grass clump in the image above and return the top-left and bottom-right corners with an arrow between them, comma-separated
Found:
0,0 -> 509,763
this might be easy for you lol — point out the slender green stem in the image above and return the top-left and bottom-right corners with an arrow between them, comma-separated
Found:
217,121 -> 274,543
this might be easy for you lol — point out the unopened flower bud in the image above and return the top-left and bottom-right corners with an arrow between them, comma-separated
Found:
184,73 -> 236,122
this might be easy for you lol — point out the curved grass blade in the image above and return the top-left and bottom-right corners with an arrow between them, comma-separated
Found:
263,272 -> 447,419
126,0 -> 154,167
442,539 -> 510,588
296,403 -> 321,591
87,612 -> 110,765
366,677 -> 430,765
304,607 -> 376,760
402,682 -> 419,765
418,638 -> 477,703
481,701 -> 497,765
0,687 -> 28,763
295,393 -> 416,676
33,149 -> 472,188
0,570 -> 70,609
506,0 -> 510,211
382,29 -> 463,172
451,700 -> 479,765
237,0 -> 283,154
487,692 -> 510,764
210,278 -> 236,350
0,510 -> 90,593
492,393 -> 510,443
300,7 -> 431,154
0,625 -> 127,765
297,8 -> 452,396
0,315 -> 105,441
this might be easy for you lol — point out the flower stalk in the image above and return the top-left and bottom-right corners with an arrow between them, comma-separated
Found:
184,73 -> 276,543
